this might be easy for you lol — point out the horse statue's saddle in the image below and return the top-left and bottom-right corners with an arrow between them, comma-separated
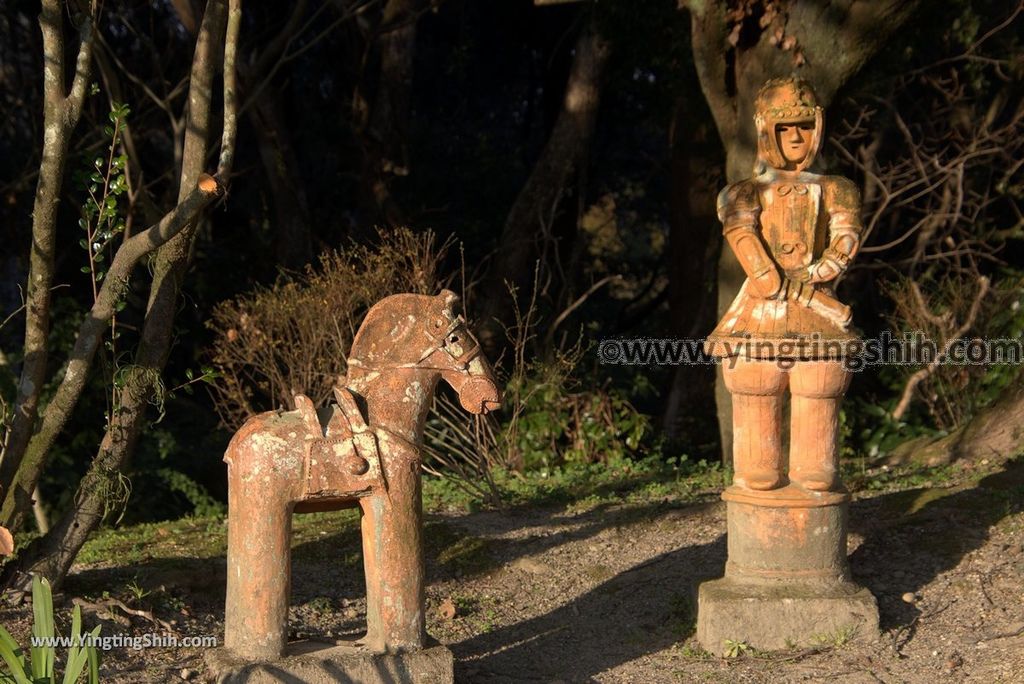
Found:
293,387 -> 385,499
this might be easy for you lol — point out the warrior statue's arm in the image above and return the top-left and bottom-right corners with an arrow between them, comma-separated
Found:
806,177 -> 863,284
718,183 -> 782,298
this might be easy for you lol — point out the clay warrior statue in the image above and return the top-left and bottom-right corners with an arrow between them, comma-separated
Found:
698,76 -> 877,653
706,75 -> 862,492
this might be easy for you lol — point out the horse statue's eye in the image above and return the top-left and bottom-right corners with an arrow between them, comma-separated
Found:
433,318 -> 444,329
449,334 -> 460,344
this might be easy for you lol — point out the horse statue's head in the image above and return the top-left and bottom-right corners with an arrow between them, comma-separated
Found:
346,290 -> 501,414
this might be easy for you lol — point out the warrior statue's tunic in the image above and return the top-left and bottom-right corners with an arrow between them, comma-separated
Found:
706,169 -> 862,358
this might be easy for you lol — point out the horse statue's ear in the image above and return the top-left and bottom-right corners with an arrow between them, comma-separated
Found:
439,289 -> 462,318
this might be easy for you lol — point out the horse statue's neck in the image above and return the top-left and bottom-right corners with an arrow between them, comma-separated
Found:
344,367 -> 439,445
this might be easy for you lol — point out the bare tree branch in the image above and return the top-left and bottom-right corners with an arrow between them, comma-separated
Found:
65,17 -> 94,123
543,275 -> 622,350
3,0 -> 234,586
218,0 -> 242,178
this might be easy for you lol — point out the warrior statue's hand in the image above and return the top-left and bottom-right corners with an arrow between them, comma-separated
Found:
745,264 -> 783,299
805,257 -> 842,284
807,246 -> 852,284
774,277 -> 820,302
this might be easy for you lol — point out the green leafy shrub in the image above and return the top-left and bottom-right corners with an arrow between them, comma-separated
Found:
0,576 -> 100,683
500,354 -> 652,471
422,340 -> 656,508
154,469 -> 225,518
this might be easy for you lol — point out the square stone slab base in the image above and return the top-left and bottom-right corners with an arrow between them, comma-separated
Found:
696,577 -> 879,655
205,640 -> 454,684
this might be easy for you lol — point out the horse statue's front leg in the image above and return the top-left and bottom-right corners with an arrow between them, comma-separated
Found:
359,433 -> 425,653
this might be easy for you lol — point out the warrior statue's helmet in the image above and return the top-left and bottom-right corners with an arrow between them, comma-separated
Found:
753,76 -> 824,174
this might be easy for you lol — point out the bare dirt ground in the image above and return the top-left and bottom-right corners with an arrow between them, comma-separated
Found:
2,457 -> 1022,683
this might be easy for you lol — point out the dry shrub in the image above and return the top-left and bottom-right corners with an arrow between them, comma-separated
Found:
830,9 -> 1023,430
206,228 -> 449,429
884,276 -> 982,429
884,274 -> 1022,430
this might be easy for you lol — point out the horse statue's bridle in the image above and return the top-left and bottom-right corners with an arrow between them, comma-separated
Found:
346,314 -> 483,373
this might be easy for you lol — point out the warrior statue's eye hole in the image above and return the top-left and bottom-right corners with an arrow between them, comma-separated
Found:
776,124 -> 814,134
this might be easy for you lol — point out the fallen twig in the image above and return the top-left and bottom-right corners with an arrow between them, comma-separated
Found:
72,596 -> 176,633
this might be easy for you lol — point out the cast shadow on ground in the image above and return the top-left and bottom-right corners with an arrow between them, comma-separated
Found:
453,533 -> 726,682
849,455 -> 1024,631
223,657 -> 420,684
67,497 -> 708,625
67,454 -> 717,600
421,498 -> 721,582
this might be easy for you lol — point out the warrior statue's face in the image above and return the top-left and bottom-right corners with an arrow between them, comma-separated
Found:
775,122 -> 815,168
753,77 -> 824,174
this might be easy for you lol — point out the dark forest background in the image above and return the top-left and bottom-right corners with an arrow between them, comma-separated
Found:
0,0 -> 1022,586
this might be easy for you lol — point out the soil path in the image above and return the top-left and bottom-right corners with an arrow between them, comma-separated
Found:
1,460 -> 1022,683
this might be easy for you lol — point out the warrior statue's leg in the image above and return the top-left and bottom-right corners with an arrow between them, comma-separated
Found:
224,476 -> 293,661
359,446 -> 425,653
722,356 -> 787,490
788,359 -> 851,491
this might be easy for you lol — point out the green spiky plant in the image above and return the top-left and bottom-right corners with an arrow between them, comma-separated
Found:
0,576 -> 100,683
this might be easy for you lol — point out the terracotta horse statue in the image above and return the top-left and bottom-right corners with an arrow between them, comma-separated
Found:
222,291 -> 500,662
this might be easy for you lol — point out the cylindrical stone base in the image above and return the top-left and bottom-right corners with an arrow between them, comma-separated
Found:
724,485 -> 850,585
696,485 -> 879,654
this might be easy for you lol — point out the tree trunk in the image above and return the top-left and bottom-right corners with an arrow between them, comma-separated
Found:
0,1 -> 93,511
661,103 -> 722,449
682,0 -> 923,460
6,0 -> 231,590
477,16 -> 611,352
251,87 -> 313,270
357,0 -> 421,229
234,2 -> 311,269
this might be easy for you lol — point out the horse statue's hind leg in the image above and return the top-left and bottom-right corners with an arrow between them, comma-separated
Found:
223,413 -> 302,661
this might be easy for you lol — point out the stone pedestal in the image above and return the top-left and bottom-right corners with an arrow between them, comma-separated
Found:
696,485 -> 878,654
205,640 -> 454,684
